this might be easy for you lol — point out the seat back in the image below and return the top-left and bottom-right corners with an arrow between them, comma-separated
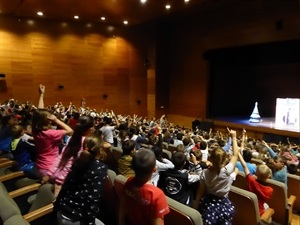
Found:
287,173 -> 300,213
101,169 -> 118,225
0,182 -> 21,223
265,178 -> 288,225
162,149 -> 172,160
110,147 -> 123,173
232,171 -> 249,191
114,175 -> 203,225
165,197 -> 203,225
168,144 -> 178,153
228,186 -> 260,225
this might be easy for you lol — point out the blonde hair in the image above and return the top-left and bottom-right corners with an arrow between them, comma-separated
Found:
209,147 -> 227,174
256,164 -> 271,181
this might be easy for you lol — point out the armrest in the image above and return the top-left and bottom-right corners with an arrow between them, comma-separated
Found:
287,195 -> 296,207
0,160 -> 16,168
22,203 -> 54,222
260,207 -> 274,224
8,183 -> 41,198
0,170 -> 24,182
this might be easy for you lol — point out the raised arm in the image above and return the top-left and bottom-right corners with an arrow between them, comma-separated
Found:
238,152 -> 250,176
37,84 -> 45,109
229,128 -> 238,167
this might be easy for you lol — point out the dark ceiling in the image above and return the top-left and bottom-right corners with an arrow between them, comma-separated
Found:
0,0 -> 297,26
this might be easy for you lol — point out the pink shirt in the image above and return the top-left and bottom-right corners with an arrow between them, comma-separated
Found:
47,137 -> 85,184
34,129 -> 65,174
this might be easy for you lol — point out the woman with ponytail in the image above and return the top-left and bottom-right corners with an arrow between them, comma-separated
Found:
55,134 -> 107,225
193,128 -> 239,225
44,114 -> 95,196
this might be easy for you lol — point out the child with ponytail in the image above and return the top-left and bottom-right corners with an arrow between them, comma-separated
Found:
193,128 -> 239,225
55,134 -> 107,225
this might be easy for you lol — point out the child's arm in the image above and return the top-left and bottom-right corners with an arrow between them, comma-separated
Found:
228,128 -> 238,167
193,181 -> 205,209
37,84 -> 45,109
262,140 -> 277,158
48,114 -> 73,136
238,152 -> 250,176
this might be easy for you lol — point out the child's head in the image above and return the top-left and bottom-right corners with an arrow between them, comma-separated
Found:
132,149 -> 156,179
209,147 -> 227,173
255,164 -> 271,181
152,144 -> 163,161
171,151 -> 186,169
200,141 -> 207,150
31,109 -> 52,134
287,163 -> 298,174
122,140 -> 136,155
273,156 -> 286,170
79,134 -> 106,163
242,149 -> 253,163
191,149 -> 202,161
11,124 -> 24,139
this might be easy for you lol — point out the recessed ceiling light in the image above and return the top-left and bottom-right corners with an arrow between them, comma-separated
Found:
37,12 -> 43,16
184,0 -> 190,2
123,20 -> 128,25
140,0 -> 147,3
74,15 -> 79,19
100,17 -> 105,21
165,4 -> 171,9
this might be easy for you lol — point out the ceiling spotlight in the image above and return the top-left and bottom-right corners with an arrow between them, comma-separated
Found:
37,11 -> 43,16
184,0 -> 190,2
140,0 -> 147,3
100,17 -> 105,21
123,20 -> 128,25
74,15 -> 79,19
165,4 -> 171,9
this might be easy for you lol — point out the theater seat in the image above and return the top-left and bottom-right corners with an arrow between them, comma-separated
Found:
114,174 -> 203,225
229,186 -> 274,225
287,173 -> 300,213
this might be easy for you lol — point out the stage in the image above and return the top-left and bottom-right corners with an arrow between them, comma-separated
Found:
208,117 -> 300,143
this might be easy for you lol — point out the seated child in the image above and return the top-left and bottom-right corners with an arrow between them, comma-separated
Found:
157,151 -> 201,206
11,124 -> 39,178
118,139 -> 136,178
118,149 -> 170,225
238,151 -> 273,216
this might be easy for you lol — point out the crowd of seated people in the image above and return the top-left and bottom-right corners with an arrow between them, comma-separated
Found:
0,86 -> 300,225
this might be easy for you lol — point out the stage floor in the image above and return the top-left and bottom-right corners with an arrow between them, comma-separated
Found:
213,117 -> 300,138
214,117 -> 300,133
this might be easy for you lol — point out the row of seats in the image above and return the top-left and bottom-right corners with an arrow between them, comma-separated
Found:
233,171 -> 296,225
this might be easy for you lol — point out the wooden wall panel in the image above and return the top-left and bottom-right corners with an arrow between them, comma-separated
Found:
0,17 -> 150,116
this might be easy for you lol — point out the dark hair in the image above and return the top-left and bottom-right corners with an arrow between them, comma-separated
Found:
242,150 -> 253,162
11,124 -> 23,139
1,115 -> 13,127
122,140 -> 136,155
200,141 -> 207,150
171,151 -> 186,169
287,164 -> 298,174
152,144 -> 163,162
31,109 -> 52,134
75,134 -> 105,167
132,149 -> 156,178
58,115 -> 94,169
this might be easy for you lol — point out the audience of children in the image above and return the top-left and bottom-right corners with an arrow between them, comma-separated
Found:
1,95 -> 300,225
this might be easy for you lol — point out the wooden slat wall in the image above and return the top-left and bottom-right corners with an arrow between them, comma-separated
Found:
0,17 -> 149,116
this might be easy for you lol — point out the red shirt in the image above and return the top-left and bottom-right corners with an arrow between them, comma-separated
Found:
124,177 -> 170,225
246,174 -> 273,215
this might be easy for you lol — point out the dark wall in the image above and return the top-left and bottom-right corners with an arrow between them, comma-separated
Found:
206,39 -> 300,118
